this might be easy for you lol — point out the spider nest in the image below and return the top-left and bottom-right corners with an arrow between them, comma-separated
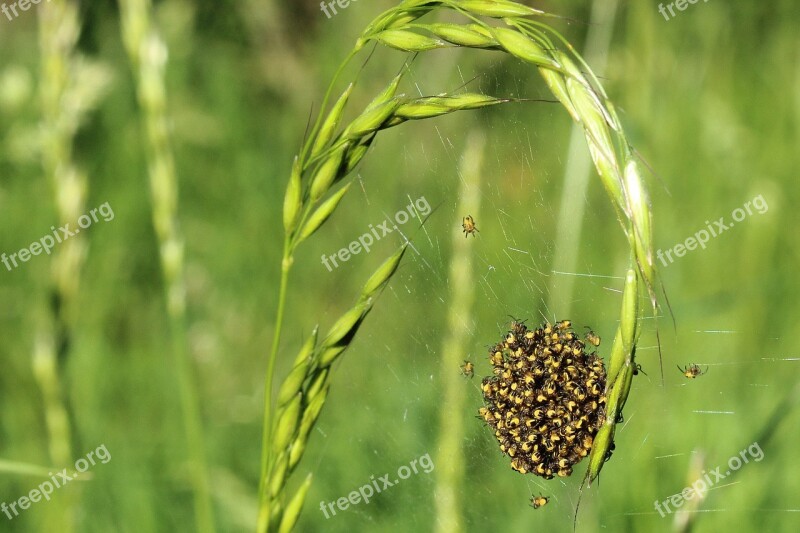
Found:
479,320 -> 608,479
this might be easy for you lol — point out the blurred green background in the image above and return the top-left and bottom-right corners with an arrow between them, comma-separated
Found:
1,0 -> 799,531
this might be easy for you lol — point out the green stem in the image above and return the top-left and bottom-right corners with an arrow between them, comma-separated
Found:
257,238 -> 292,532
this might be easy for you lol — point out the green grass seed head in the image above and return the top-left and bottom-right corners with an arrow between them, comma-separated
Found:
343,136 -> 374,173
299,385 -> 329,435
277,474 -> 313,533
395,100 -> 454,120
492,26 -> 556,68
308,146 -> 347,204
273,394 -> 302,457
310,83 -> 354,159
373,29 -> 448,52
269,451 -> 289,498
299,182 -> 351,242
344,99 -> 402,139
277,364 -> 309,408
283,157 -> 302,234
361,245 -> 408,299
424,22 -> 497,47
456,0 -> 544,18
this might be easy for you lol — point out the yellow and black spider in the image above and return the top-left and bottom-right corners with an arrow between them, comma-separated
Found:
461,215 -> 479,237
530,495 -> 549,509
584,327 -> 601,347
460,360 -> 474,378
678,363 -> 707,379
555,319 -> 571,331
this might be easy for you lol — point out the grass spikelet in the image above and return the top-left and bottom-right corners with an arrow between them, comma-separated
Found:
585,268 -> 639,486
422,22 -> 497,47
361,244 -> 408,298
277,474 -> 313,533
344,135 -> 376,173
304,369 -> 329,401
373,29 -> 449,51
272,394 -> 302,456
537,66 -> 580,121
311,83 -> 354,159
308,147 -> 347,203
455,0 -> 544,18
277,364 -> 309,407
269,453 -> 289,498
623,160 -> 656,301
298,182 -> 351,242
321,303 -> 371,351
361,2 -> 437,37
490,26 -> 556,67
366,72 -> 405,111
343,99 -> 402,139
394,94 -> 507,120
283,157 -> 302,234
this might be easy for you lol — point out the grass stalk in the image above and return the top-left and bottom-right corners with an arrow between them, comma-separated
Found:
35,1 -> 87,529
433,130 -> 485,533
119,1 -> 215,531
549,0 -> 620,313
257,238 -> 291,531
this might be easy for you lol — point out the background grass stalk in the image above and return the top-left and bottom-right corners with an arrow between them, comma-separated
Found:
119,1 -> 215,531
34,1 -> 88,529
548,0 -> 619,313
36,0 -> 82,469
433,130 -> 484,533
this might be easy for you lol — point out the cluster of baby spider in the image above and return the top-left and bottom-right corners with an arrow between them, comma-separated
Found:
479,319 -> 608,479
